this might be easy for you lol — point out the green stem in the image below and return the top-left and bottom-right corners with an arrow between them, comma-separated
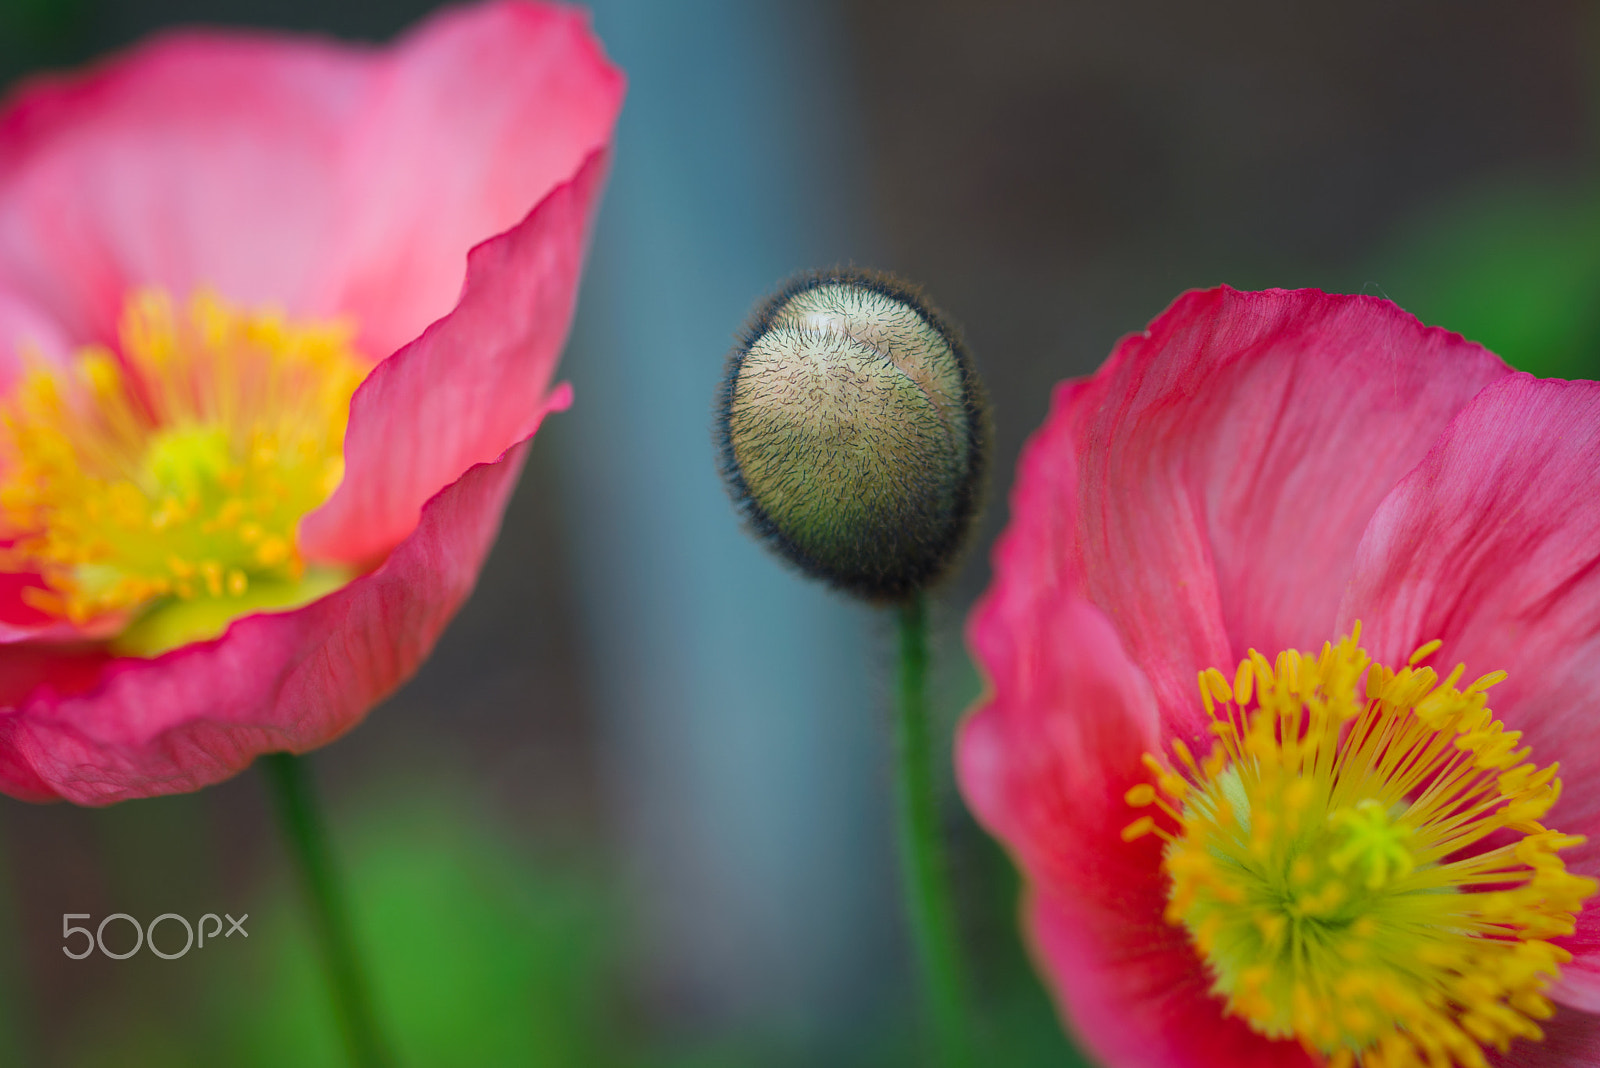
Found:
894,593 -> 974,1067
260,752 -> 393,1068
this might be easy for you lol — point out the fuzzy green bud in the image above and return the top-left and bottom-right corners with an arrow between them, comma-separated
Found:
715,268 -> 990,602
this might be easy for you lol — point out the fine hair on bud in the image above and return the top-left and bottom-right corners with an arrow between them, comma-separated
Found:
715,267 -> 991,602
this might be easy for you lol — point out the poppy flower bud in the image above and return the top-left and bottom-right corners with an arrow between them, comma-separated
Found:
716,268 -> 990,602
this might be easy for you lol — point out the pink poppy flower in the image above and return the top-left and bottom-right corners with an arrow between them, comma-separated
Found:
958,287 -> 1600,1068
0,1 -> 623,804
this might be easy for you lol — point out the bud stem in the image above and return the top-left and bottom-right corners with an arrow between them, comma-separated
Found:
894,594 -> 974,1067
260,752 -> 394,1068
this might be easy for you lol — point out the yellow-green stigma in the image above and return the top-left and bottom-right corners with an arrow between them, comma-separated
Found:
0,288 -> 368,654
1124,625 -> 1596,1068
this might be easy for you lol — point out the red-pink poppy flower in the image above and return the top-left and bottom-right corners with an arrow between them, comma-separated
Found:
0,1 -> 623,804
958,287 -> 1600,1068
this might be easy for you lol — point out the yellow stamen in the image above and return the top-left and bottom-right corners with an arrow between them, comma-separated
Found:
0,288 -> 367,652
1125,627 -> 1595,1067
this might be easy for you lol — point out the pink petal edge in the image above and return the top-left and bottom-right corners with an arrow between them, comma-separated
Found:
1072,287 -> 1507,741
300,149 -> 605,566
0,1 -> 624,361
0,434 -> 534,804
319,1 -> 625,360
960,449 -> 1250,1063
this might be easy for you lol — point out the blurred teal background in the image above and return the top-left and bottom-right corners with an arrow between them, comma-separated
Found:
1,1 -> 1598,1066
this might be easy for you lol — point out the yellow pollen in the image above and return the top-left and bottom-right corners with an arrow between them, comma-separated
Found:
0,288 -> 367,652
1125,624 -> 1596,1068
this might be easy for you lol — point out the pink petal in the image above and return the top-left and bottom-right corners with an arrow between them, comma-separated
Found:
0,31 -> 366,344
0,644 -> 109,799
0,439 -> 530,804
959,594 -> 1162,897
318,1 -> 624,360
1027,889 -> 1314,1068
0,284 -> 71,388
1073,287 -> 1507,732
1488,1007 -> 1600,1067
1337,375 -> 1600,1005
961,377 -> 1162,892
0,1 -> 623,355
1560,929 -> 1600,1014
960,433 -> 1271,1060
299,151 -> 601,565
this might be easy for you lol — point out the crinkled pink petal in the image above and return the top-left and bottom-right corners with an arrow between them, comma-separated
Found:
1027,889 -> 1313,1068
318,1 -> 623,360
1074,287 -> 1507,734
0,643 -> 110,799
1337,374 -> 1600,1008
1,438 -> 529,804
0,1 -> 623,356
299,151 -> 602,565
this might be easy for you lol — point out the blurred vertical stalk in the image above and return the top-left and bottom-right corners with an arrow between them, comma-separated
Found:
261,752 -> 393,1068
894,594 -> 973,1067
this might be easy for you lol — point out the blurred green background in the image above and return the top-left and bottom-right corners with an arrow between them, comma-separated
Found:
1,1 -> 1598,1066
